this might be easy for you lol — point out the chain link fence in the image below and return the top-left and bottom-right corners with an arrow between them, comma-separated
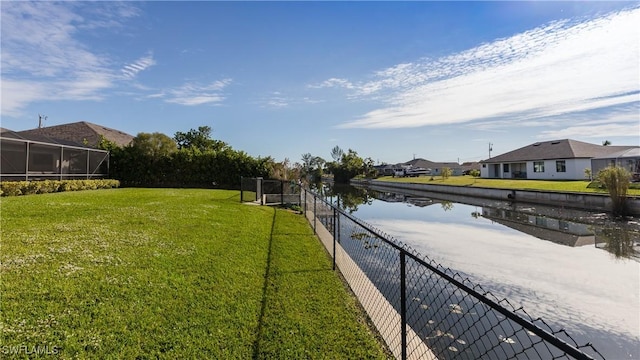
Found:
300,185 -> 604,360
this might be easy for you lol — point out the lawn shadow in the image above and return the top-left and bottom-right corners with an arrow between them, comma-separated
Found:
252,207 -> 276,360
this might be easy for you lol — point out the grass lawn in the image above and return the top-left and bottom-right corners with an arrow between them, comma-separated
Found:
374,175 -> 640,196
0,188 -> 390,359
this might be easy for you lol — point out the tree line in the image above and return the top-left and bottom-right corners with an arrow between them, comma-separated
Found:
101,126 -> 272,188
300,146 -> 376,184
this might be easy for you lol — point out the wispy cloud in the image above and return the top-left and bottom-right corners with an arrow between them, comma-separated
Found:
264,92 -> 290,108
308,78 -> 355,90
0,1 -> 140,117
163,80 -> 232,106
330,6 -> 639,133
121,55 -> 156,79
538,122 -> 639,139
260,92 -> 324,109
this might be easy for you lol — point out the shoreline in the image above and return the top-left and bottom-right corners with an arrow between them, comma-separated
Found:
351,178 -> 640,216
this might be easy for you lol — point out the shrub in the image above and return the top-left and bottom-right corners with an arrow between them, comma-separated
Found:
0,182 -> 24,196
597,166 -> 631,216
0,179 -> 120,197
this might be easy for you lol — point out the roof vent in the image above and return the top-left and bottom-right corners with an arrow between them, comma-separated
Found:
551,141 -> 560,145
532,143 -> 540,146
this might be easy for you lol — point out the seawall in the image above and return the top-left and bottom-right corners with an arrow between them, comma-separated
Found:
350,179 -> 640,216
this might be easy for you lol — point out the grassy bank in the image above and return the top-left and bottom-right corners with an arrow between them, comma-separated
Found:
374,176 -> 640,196
0,189 -> 390,359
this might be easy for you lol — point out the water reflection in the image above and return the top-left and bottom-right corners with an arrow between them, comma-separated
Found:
329,182 -> 640,260
328,183 -> 640,359
595,224 -> 640,261
482,206 -> 640,259
310,181 -> 373,213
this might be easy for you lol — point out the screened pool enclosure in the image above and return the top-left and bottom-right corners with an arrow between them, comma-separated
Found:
0,134 -> 109,181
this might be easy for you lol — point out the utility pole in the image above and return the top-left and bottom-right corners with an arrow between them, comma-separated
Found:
38,114 -> 47,128
488,142 -> 493,159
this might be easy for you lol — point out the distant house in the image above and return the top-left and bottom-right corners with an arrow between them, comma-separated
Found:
591,148 -> 640,182
480,139 -> 637,180
406,158 -> 479,176
17,121 -> 134,148
374,158 -> 480,177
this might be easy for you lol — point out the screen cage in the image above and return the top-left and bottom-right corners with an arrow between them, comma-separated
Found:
0,136 -> 109,181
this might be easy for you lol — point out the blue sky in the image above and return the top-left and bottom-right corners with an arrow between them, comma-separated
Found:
2,1 -> 639,165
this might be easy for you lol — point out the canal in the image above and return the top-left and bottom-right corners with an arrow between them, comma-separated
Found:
324,183 -> 640,359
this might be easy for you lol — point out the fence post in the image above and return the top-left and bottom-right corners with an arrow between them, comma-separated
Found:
281,180 -> 284,206
313,196 -> 317,234
240,176 -> 243,202
332,207 -> 337,271
400,251 -> 407,360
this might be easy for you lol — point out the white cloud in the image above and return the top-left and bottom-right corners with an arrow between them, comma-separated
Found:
164,80 -> 232,106
0,1 -> 141,116
121,55 -> 156,79
332,6 -> 640,131
308,78 -> 355,90
260,92 -> 324,109
537,122 -> 640,139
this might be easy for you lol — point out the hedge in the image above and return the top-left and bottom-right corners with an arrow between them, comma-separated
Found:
0,179 -> 120,197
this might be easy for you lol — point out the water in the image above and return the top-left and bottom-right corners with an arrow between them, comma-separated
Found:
326,183 -> 640,359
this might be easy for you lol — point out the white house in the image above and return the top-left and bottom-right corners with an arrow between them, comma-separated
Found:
480,139 -> 637,180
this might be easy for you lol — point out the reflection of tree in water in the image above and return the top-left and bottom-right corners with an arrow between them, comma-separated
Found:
324,183 -> 372,214
595,224 -> 640,261
440,201 -> 454,212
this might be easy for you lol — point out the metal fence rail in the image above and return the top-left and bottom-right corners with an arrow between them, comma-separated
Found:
240,177 -> 301,205
300,186 -> 604,360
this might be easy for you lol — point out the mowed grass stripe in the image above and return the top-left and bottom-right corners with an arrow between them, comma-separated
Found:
0,188 -> 390,359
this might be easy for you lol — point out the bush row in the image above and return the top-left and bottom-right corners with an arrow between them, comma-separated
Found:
0,179 -> 120,197
109,147 -> 271,188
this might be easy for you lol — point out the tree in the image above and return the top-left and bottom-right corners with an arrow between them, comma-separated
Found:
363,157 -> 377,178
300,153 -> 325,182
584,168 -> 592,181
441,167 -> 452,180
131,132 -> 177,158
330,146 -> 344,162
329,149 -> 364,183
174,126 -> 227,152
597,166 -> 631,216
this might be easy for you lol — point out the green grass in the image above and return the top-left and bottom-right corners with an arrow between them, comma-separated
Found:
375,175 -> 640,196
0,189 -> 390,359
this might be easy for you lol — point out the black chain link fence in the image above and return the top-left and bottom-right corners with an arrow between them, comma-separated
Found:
300,185 -> 604,360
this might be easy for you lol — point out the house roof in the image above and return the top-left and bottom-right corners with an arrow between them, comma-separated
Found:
592,147 -> 640,159
481,139 -> 635,163
1,128 -> 87,146
16,121 -> 134,148
405,158 -> 462,169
